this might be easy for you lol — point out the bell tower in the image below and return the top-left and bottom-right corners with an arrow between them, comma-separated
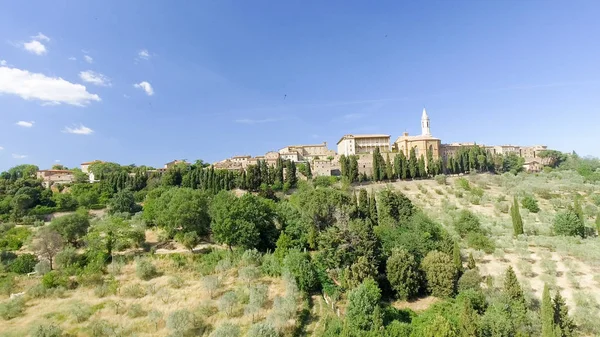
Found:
421,108 -> 431,136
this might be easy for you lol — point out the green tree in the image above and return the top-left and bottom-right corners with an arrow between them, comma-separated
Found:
454,210 -> 481,237
467,252 -> 476,270
596,212 -> 600,235
408,147 -> 418,179
553,291 -> 575,337
31,227 -> 64,270
398,151 -> 408,179
210,191 -> 278,251
386,248 -> 421,300
283,249 -> 318,292
369,192 -> 378,226
345,278 -> 381,331
521,195 -> 540,213
386,154 -> 394,181
358,189 -> 369,219
49,211 -> 90,245
418,155 -> 427,178
459,298 -> 479,337
143,187 -> 210,236
373,148 -> 382,181
573,197 -> 584,226
453,240 -> 463,275
503,266 -> 525,306
541,284 -> 554,337
510,196 -> 524,236
421,251 -> 457,298
85,216 -> 145,261
553,209 -> 585,237
179,231 -> 199,252
108,189 -> 139,215
377,189 -> 414,225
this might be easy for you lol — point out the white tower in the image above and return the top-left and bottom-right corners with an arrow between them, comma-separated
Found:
421,108 -> 431,136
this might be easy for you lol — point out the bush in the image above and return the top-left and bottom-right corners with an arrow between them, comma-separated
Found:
456,177 -> 471,191
30,323 -> 64,337
246,322 -> 278,337
127,303 -> 147,318
261,253 -> 281,277
521,195 -> 540,213
466,233 -> 495,254
218,291 -> 238,317
241,249 -> 263,266
135,258 -> 157,280
0,297 -> 26,320
88,319 -> 118,337
346,278 -> 381,331
434,174 -> 447,185
421,251 -> 457,298
454,210 -> 481,237
283,249 -> 318,292
166,309 -> 198,335
209,322 -> 240,337
8,253 -> 38,274
168,276 -> 185,289
553,210 -> 585,237
238,265 -> 261,283
35,260 -> 52,275
122,284 -> 147,298
0,227 -> 32,251
71,303 -> 93,322
457,269 -> 482,292
0,274 -> 16,296
42,271 -> 68,289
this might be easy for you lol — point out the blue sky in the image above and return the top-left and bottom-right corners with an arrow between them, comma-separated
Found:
1,1 -> 599,170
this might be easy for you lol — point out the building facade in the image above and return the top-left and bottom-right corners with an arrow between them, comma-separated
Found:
393,109 -> 441,162
37,170 -> 75,188
337,134 -> 391,156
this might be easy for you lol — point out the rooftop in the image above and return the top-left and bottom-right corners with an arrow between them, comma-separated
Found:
337,134 -> 391,144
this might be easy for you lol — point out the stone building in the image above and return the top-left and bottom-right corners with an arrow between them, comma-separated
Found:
279,142 -> 335,162
337,134 -> 391,156
37,170 -> 74,188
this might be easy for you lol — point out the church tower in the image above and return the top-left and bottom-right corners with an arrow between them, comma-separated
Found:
421,108 -> 431,136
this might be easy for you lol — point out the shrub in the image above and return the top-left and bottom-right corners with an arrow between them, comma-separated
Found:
0,227 -> 31,251
521,195 -> 540,213
42,271 -> 68,289
122,284 -> 147,298
457,269 -> 482,292
456,177 -> 471,191
218,291 -> 238,317
94,281 -> 118,298
30,323 -> 64,337
247,322 -> 278,337
466,233 -> 495,254
346,278 -> 381,331
35,260 -> 52,275
0,297 -> 26,320
71,303 -> 93,322
168,276 -> 185,289
166,309 -> 197,335
435,174 -> 447,185
8,253 -> 38,274
238,265 -> 261,283
88,319 -> 118,337
127,303 -> 147,318
261,253 -> 281,277
454,210 -> 481,237
0,275 -> 16,296
421,251 -> 457,298
209,323 -> 240,337
135,258 -> 157,280
283,249 -> 318,292
553,209 -> 585,237
241,249 -> 263,266
55,246 -> 81,270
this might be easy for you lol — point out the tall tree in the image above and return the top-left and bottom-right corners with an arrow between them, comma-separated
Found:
541,284 -> 555,337
385,154 -> 393,182
408,147 -> 418,179
459,298 -> 479,337
467,252 -> 477,270
596,212 -> 600,235
358,189 -> 369,219
553,291 -> 575,337
504,266 -> 526,307
453,240 -> 464,276
418,155 -> 427,178
386,248 -> 421,300
511,196 -> 524,236
369,192 -> 378,226
372,148 -> 381,181
305,161 -> 312,179
573,197 -> 585,231
399,151 -> 408,180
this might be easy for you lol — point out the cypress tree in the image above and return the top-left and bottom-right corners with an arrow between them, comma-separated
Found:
306,161 -> 312,179
595,211 -> 600,235
386,154 -> 393,182
458,298 -> 478,337
372,148 -> 381,181
554,291 -> 575,337
504,266 -> 525,306
541,284 -> 555,337
511,196 -> 524,236
350,156 -> 359,182
453,240 -> 463,275
426,147 -> 434,177
418,155 -> 426,178
399,151 -> 408,180
573,197 -> 585,231
408,147 -> 417,179
467,252 -> 476,270
369,192 -> 378,226
358,189 -> 369,219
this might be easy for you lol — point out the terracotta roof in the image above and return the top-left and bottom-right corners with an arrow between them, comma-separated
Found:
337,134 -> 390,144
38,170 -> 73,174
395,134 -> 440,142
81,160 -> 102,165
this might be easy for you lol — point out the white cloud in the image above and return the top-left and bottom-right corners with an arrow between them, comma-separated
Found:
32,33 -> 50,42
84,55 -> 93,64
0,146 -> 3,150
134,81 -> 154,96
63,124 -> 94,135
138,49 -> 150,60
16,121 -> 34,128
68,57 -> 76,61
24,40 -> 47,55
79,70 -> 111,87
12,154 -> 27,159
0,66 -> 101,106
0,60 -> 6,66
54,159 -> 60,162
234,118 -> 281,124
